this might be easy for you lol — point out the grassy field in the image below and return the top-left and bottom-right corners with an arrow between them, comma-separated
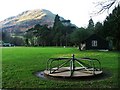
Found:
2,47 -> 119,88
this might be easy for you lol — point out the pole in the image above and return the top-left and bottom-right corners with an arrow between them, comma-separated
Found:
70,54 -> 75,77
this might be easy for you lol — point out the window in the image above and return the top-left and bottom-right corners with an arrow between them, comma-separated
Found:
92,40 -> 97,47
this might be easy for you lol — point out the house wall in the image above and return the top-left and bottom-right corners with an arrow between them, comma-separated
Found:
85,35 -> 108,50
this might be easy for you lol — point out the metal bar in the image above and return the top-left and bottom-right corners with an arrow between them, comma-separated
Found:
76,59 -> 89,67
58,59 -> 71,68
70,59 -> 73,76
70,54 -> 75,77
51,60 -> 71,73
75,60 -> 88,71
49,60 -> 54,74
46,58 -> 53,70
92,60 -> 95,75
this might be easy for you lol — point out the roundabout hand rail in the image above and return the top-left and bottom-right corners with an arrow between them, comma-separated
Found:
46,54 -> 102,76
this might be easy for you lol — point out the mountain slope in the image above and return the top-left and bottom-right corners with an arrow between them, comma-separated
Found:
0,9 -> 62,32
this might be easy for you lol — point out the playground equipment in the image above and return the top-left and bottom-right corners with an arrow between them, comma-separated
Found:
44,54 -> 103,78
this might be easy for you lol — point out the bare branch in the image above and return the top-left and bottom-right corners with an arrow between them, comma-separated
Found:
91,0 -> 120,15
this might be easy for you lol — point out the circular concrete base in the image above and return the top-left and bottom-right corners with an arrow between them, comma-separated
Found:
44,67 -> 103,78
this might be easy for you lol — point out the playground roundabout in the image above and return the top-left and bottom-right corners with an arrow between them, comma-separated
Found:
36,54 -> 105,80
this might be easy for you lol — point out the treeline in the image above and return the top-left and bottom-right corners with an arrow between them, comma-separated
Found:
96,5 -> 120,50
24,14 -> 95,47
24,14 -> 77,46
2,5 -> 120,50
103,5 -> 120,50
24,5 -> 120,50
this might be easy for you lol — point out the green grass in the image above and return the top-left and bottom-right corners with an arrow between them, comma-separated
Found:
2,47 -> 119,88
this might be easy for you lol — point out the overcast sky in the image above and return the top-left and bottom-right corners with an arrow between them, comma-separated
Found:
0,0 -> 109,27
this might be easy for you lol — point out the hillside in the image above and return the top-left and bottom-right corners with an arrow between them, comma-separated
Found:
0,9 -> 65,33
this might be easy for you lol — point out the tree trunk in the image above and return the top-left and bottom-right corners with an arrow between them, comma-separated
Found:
79,45 -> 81,51
116,40 -> 120,51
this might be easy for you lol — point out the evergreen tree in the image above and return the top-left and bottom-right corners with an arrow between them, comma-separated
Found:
52,14 -> 64,46
103,5 -> 120,50
53,14 -> 61,30
87,18 -> 94,30
24,28 -> 35,46
94,22 -> 104,37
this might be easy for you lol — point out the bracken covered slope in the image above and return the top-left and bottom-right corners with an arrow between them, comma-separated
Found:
0,9 -> 64,32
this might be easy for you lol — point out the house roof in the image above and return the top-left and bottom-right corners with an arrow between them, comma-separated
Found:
83,34 -> 106,42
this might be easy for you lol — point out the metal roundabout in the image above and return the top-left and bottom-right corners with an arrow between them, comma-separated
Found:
44,54 -> 103,78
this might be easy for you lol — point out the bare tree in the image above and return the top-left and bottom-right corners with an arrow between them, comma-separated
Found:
93,0 -> 120,14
